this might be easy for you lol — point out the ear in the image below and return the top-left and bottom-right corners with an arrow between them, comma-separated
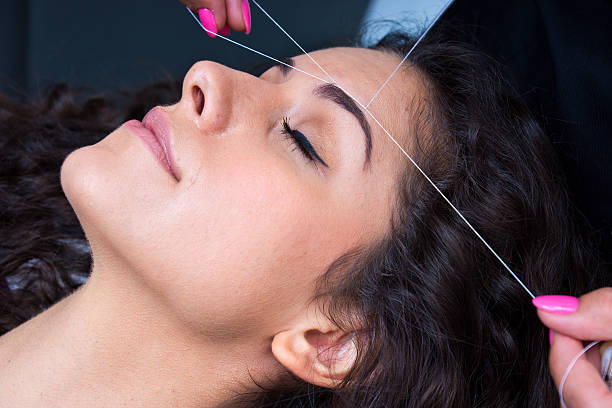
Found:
271,322 -> 357,388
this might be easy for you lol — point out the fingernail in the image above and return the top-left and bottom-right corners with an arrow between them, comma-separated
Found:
198,8 -> 217,38
549,329 -> 554,345
219,25 -> 230,36
532,295 -> 579,315
242,0 -> 251,34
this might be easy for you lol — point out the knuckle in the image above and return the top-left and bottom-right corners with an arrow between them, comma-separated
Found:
597,287 -> 612,309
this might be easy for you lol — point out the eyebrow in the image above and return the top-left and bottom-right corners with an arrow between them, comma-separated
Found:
277,57 -> 294,76
274,58 -> 373,168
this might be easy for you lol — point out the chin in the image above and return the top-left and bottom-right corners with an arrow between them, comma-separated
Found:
61,145 -> 100,219
60,126 -> 161,220
59,131 -> 186,269
59,144 -> 115,245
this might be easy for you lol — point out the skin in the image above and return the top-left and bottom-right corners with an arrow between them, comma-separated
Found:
537,288 -> 612,408
0,47 -> 418,407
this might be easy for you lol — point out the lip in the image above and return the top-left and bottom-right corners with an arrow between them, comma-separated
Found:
125,107 -> 180,182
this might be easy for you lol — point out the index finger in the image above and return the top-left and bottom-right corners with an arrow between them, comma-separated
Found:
536,288 -> 612,341
225,0 -> 249,33
550,332 -> 612,407
182,0 -> 228,30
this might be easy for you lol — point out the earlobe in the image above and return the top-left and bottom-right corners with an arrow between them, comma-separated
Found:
271,327 -> 357,388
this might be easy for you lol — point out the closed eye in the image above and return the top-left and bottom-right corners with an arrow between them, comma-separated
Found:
280,118 -> 328,168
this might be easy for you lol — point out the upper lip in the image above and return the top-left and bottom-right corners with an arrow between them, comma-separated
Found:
142,107 -> 180,181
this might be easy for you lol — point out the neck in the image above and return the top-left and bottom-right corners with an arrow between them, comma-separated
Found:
0,260 -> 275,407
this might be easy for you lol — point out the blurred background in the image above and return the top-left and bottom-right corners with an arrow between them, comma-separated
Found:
0,0 -> 448,97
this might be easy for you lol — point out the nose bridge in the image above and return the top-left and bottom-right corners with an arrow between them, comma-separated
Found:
182,60 -> 273,135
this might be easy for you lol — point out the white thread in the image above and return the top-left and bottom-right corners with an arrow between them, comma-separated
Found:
244,0 -> 535,299
365,0 -> 455,108
359,110 -> 535,299
186,2 -> 536,299
185,6 -> 600,406
250,0 -> 336,83
559,340 -> 601,408
186,8 -> 330,84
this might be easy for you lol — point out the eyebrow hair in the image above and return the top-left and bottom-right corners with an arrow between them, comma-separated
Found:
274,57 -> 373,168
277,56 -> 295,76
313,83 -> 372,167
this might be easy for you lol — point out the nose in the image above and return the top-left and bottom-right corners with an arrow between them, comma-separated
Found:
180,60 -> 260,135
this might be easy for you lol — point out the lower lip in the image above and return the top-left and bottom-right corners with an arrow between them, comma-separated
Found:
124,120 -> 177,181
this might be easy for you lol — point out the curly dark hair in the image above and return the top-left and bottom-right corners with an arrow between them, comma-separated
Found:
0,26 -> 606,407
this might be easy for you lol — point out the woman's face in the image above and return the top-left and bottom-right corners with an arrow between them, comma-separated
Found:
60,47 -> 417,341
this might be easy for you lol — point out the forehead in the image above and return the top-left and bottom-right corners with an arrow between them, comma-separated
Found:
293,47 -> 405,108
291,47 -> 421,169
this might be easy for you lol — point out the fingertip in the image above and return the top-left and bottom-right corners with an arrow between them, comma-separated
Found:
198,8 -> 218,38
219,25 -> 230,36
242,0 -> 251,34
532,295 -> 579,315
224,0 -> 249,33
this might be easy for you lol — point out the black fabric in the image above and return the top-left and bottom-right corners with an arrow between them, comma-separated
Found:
444,0 -> 612,265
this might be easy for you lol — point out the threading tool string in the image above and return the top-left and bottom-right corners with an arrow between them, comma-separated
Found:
185,4 -> 536,300
559,341 -> 601,408
187,4 -> 606,405
187,9 -> 330,84
365,0 -> 455,108
236,6 -> 609,405
246,2 -> 534,299
250,0 -> 335,83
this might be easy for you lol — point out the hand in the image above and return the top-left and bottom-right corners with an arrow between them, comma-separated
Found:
179,0 -> 251,36
533,288 -> 612,407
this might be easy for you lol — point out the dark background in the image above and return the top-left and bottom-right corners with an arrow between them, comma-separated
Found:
0,0 -> 371,97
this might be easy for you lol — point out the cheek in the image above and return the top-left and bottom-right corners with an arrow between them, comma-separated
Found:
142,154 -> 338,339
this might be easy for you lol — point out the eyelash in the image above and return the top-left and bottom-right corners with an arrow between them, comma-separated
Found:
280,118 -> 328,168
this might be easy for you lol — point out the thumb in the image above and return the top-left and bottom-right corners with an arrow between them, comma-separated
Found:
533,288 -> 612,341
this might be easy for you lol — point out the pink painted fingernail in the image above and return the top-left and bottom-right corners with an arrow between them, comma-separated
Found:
532,295 -> 579,315
549,329 -> 554,345
242,0 -> 251,34
198,8 -> 217,38
219,25 -> 230,36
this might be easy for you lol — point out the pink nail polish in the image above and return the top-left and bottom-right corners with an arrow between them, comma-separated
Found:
242,0 -> 251,34
198,8 -> 217,38
549,329 -> 554,345
219,25 -> 230,36
532,295 -> 579,314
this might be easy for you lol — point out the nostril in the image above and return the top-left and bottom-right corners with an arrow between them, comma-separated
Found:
192,86 -> 205,116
